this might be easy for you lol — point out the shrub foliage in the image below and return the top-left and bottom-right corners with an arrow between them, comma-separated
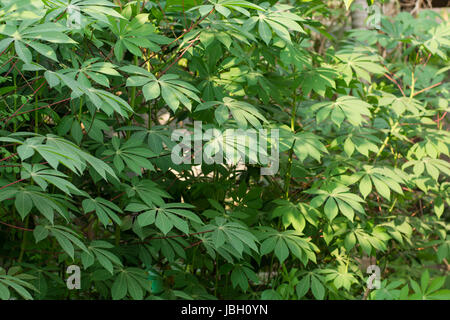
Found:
0,0 -> 449,300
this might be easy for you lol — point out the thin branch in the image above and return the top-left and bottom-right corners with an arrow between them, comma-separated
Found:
383,71 -> 406,97
140,8 -> 215,68
0,179 -> 25,190
0,220 -> 32,232
148,230 -> 213,240
0,153 -> 18,162
413,82 -> 442,96
159,36 -> 200,76
2,81 -> 46,125
184,239 -> 203,250
0,98 -> 71,120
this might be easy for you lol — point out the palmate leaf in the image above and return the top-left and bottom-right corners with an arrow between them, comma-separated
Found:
127,202 -> 202,235
293,132 -> 328,163
403,158 -> 450,182
258,227 -> 318,266
296,272 -> 326,300
43,70 -> 133,117
194,19 -> 255,50
369,279 -> 407,300
144,236 -> 188,263
379,220 -> 413,246
57,113 -> 110,144
47,225 -> 90,260
122,66 -> 200,112
102,136 -> 157,175
423,23 -> 450,60
333,127 -> 381,158
200,238 -> 244,263
0,0 -> 45,21
187,44 -> 240,88
46,0 -> 124,25
344,227 -> 390,254
191,0 -> 264,18
307,184 -> 365,222
0,0 -> 447,301
242,4 -> 305,45
109,14 -> 171,61
336,47 -> 385,84
1,133 -> 117,181
82,197 -> 122,227
199,128 -> 267,166
21,163 -> 81,195
299,67 -> 337,97
271,199 -> 321,232
351,166 -> 405,200
125,178 -> 171,207
111,268 -> 150,300
230,262 -> 258,292
81,240 -> 123,274
378,93 -> 424,116
196,97 -> 267,129
408,128 -> 450,160
280,43 -> 312,70
408,270 -> 450,300
61,58 -> 121,88
0,21 -> 75,63
117,125 -> 176,154
276,125 -> 328,162
311,96 -> 372,127
0,185 -> 74,223
320,265 -> 358,291
85,88 -> 134,117
200,217 -> 259,258
0,267 -> 37,300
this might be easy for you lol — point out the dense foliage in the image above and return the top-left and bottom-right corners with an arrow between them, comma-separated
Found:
0,0 -> 449,300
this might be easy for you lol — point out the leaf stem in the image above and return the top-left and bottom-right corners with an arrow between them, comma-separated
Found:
284,91 -> 299,200
18,215 -> 30,262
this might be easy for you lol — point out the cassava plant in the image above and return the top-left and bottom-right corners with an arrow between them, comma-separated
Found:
0,0 -> 449,300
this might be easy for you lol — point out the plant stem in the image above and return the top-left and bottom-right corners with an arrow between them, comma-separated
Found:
409,71 -> 415,99
35,69 -> 39,133
214,256 -> 219,297
284,93 -> 298,200
18,215 -> 29,263
115,223 -> 121,246
373,121 -> 399,164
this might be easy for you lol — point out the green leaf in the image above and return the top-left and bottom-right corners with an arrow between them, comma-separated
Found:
143,81 -> 161,101
155,211 -> 173,235
311,276 -> 325,300
311,96 -> 372,127
33,225 -> 48,243
15,192 -> 32,219
344,232 -> 356,251
258,20 -> 272,45
15,41 -> 32,64
27,41 -> 58,61
372,177 -> 390,200
296,275 -> 310,298
359,175 -> 372,199
111,273 -> 127,300
324,197 -> 338,221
